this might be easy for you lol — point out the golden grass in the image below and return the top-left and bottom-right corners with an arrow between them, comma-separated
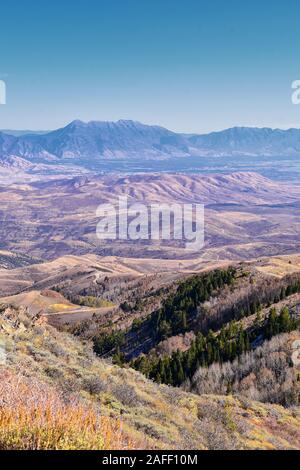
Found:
48,303 -> 74,313
0,368 -> 133,450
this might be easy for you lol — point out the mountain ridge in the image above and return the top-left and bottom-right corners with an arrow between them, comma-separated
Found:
2,120 -> 300,170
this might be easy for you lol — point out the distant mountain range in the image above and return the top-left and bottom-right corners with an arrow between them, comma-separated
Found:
0,130 -> 49,136
1,120 -> 300,170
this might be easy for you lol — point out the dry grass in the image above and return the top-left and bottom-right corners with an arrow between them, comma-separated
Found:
255,255 -> 300,278
0,368 -> 133,450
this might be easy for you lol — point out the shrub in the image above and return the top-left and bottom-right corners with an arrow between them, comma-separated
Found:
0,368 -> 132,450
83,375 -> 106,395
112,383 -> 139,407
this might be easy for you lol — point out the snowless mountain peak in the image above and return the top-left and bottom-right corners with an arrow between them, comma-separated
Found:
2,120 -> 300,169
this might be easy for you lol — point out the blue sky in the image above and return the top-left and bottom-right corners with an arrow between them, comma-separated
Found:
1,0 -> 300,133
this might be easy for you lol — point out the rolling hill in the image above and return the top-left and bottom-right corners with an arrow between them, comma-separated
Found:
0,172 -> 299,261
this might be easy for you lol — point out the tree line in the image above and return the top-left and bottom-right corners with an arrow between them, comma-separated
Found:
131,306 -> 299,387
147,267 -> 237,342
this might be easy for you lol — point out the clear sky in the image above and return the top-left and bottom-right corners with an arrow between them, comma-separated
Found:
1,0 -> 300,133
